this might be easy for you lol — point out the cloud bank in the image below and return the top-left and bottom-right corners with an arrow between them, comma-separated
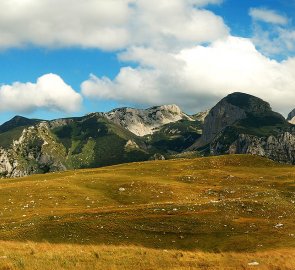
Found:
0,0 -> 228,50
82,36 -> 295,115
0,74 -> 82,113
80,3 -> 295,115
1,0 -> 295,116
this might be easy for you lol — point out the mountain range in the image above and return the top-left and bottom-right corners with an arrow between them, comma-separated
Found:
1,92 -> 295,178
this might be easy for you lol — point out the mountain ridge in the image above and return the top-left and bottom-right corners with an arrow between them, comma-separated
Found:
0,104 -> 204,177
1,93 -> 295,178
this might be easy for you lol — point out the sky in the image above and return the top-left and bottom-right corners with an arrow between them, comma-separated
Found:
0,0 -> 295,124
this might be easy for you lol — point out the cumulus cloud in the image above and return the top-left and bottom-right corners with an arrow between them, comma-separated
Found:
82,36 -> 295,115
130,0 -> 228,50
249,8 -> 288,25
0,74 -> 82,113
0,0 -> 132,50
0,0 -> 228,50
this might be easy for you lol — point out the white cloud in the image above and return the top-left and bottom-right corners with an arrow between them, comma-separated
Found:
251,25 -> 295,57
249,8 -> 288,25
279,28 -> 295,51
130,0 -> 228,50
3,0 -> 294,118
0,0 -> 132,50
0,0 -> 228,50
249,8 -> 295,57
82,36 -> 295,115
0,74 -> 82,113
192,0 -> 223,7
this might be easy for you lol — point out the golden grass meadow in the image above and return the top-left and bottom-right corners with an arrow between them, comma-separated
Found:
0,155 -> 294,269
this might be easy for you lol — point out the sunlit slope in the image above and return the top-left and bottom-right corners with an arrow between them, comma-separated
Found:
0,154 -> 294,252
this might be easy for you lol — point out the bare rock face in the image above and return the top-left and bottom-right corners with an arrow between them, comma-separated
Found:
211,132 -> 295,164
149,153 -> 166,160
104,104 -> 192,136
193,110 -> 210,123
0,149 -> 13,177
124,140 -> 140,151
0,123 -> 67,178
207,93 -> 292,164
287,109 -> 295,124
201,100 -> 247,145
190,92 -> 272,149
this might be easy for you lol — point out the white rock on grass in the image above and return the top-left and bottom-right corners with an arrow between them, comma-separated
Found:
248,261 -> 259,266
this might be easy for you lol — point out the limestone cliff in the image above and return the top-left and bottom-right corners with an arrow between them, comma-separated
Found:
189,92 -> 273,149
103,104 -> 193,136
211,131 -> 295,164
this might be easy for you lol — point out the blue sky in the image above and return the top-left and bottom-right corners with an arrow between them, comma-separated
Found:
0,0 -> 294,124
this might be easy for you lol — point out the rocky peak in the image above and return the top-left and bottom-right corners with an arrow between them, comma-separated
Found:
0,116 -> 41,133
103,104 -> 192,136
287,109 -> 295,124
191,92 -> 273,148
193,109 -> 210,123
224,92 -> 272,114
150,104 -> 183,115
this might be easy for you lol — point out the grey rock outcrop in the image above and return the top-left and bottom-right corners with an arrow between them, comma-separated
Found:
0,123 -> 67,178
0,149 -> 13,177
103,104 -> 193,136
149,153 -> 166,160
211,132 -> 295,164
201,100 -> 247,145
193,110 -> 210,123
189,92 -> 272,149
287,109 -> 295,124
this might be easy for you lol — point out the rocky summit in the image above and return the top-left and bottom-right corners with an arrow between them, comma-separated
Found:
195,92 -> 294,164
103,104 -> 193,136
190,92 -> 274,149
1,92 -> 295,178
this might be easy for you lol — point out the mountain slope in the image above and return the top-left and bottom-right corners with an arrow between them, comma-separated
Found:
0,104 -> 206,177
147,119 -> 203,153
51,113 -> 151,168
0,113 -> 157,177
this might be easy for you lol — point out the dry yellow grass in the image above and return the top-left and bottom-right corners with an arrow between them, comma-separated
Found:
0,155 -> 294,269
0,241 -> 294,270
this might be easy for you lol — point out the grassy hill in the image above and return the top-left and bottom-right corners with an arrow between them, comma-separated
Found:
0,154 -> 294,269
